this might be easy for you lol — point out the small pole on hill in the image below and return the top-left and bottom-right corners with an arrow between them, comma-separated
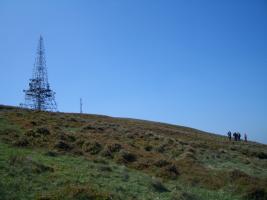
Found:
80,98 -> 83,114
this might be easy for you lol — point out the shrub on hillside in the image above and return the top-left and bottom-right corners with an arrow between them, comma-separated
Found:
75,138 -> 85,147
81,123 -> 105,133
108,143 -> 122,152
144,145 -> 153,151
58,133 -> 76,142
155,144 -> 166,153
166,164 -> 180,176
135,159 -> 151,170
101,147 -> 113,158
102,143 -> 122,158
118,150 -> 137,163
82,141 -> 102,155
25,129 -> 38,137
54,140 -> 72,151
36,127 -> 50,135
25,127 -> 50,138
257,152 -> 267,159
12,137 -> 29,147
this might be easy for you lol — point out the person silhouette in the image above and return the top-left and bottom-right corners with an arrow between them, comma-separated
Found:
233,132 -> 237,141
227,131 -> 232,141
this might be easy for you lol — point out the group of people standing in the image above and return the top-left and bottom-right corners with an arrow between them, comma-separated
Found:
227,131 -> 248,142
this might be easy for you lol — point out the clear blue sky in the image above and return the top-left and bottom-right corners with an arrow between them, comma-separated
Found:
0,0 -> 267,144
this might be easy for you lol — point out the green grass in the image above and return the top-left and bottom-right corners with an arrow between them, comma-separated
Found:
199,145 -> 267,178
0,142 -> 243,200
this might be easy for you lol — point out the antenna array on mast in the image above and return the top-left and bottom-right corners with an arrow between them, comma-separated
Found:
21,36 -> 57,111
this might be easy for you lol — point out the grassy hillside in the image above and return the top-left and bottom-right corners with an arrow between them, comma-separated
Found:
0,105 -> 266,200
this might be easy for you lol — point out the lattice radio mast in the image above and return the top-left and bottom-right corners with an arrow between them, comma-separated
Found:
21,36 -> 57,111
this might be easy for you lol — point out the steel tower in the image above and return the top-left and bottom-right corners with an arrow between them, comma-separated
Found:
21,36 -> 57,111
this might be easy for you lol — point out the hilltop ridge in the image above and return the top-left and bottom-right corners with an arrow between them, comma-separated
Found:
0,104 -> 266,200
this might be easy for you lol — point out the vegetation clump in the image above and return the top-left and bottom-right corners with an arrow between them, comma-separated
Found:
119,150 -> 137,163
150,177 -> 169,193
13,137 -> 29,147
36,127 -> 50,135
102,143 -> 122,158
54,140 -> 72,151
82,141 -> 102,154
257,152 -> 267,159
144,145 -> 153,151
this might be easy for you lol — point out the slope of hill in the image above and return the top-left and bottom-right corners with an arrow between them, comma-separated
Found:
0,105 -> 266,200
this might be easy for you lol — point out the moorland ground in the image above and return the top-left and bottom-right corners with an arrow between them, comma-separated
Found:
0,105 -> 266,200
